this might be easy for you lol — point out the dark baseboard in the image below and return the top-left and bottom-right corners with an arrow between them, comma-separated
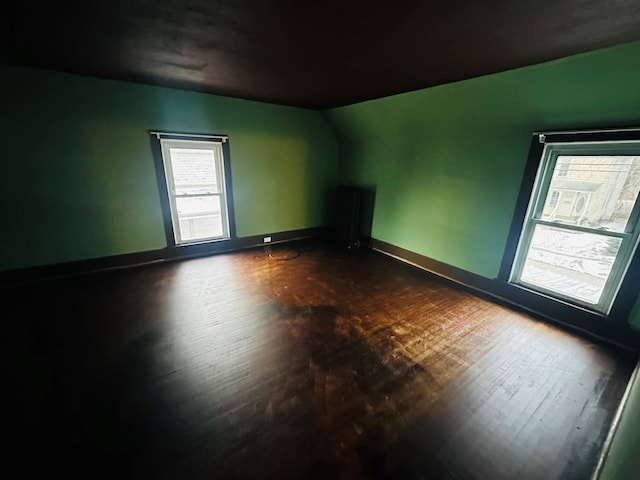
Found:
5,230 -> 638,349
0,227 -> 329,287
369,238 -> 640,351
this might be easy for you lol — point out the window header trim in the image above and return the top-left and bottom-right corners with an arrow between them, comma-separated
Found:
149,131 -> 228,142
532,127 -> 640,146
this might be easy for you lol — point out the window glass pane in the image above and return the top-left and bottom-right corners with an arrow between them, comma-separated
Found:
540,156 -> 640,232
169,148 -> 219,194
520,224 -> 621,304
175,196 -> 223,241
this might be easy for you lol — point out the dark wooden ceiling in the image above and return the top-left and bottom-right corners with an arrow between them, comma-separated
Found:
2,0 -> 640,109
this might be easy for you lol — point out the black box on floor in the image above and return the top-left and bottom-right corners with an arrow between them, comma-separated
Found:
334,185 -> 361,250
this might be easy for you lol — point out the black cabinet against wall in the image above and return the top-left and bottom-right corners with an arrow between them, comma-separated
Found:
334,185 -> 361,250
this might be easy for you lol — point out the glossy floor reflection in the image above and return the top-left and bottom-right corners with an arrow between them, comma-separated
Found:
4,240 -> 636,479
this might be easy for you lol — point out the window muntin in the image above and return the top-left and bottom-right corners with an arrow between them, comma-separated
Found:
159,138 -> 231,244
510,140 -> 640,314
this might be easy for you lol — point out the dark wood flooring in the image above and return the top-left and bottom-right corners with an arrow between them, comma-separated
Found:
3,241 -> 637,479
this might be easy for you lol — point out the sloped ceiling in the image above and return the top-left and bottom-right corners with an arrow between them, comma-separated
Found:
2,0 -> 640,109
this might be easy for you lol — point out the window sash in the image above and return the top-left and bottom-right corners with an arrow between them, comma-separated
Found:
160,138 -> 230,244
510,141 -> 640,314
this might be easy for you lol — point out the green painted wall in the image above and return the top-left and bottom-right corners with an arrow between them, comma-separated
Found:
0,65 -> 338,271
325,40 -> 640,330
2,41 -> 640,480
599,368 -> 640,480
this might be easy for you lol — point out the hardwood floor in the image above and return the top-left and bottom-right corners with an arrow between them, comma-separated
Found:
3,240 -> 636,479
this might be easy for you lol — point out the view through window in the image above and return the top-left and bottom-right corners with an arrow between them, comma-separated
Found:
511,140 -> 640,314
159,137 -> 232,244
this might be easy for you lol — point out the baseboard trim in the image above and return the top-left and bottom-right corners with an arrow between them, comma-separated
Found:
369,238 -> 640,351
1,227 -> 329,287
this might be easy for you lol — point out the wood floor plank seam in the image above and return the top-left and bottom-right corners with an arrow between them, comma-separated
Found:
4,241 -> 635,479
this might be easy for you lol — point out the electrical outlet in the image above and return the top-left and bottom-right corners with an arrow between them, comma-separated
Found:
263,236 -> 272,243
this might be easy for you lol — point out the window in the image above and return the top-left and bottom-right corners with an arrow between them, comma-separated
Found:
508,130 -> 640,315
151,133 -> 234,246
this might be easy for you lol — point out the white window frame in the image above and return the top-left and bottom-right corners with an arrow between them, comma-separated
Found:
156,135 -> 233,245
510,138 -> 640,314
